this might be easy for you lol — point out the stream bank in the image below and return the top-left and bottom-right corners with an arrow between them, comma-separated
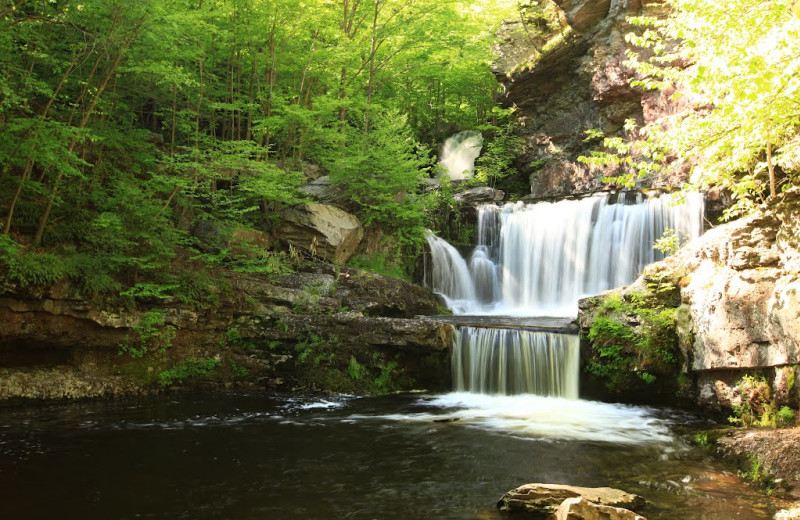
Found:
0,262 -> 453,400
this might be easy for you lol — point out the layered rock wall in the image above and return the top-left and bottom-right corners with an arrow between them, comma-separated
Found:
494,0 -> 686,199
0,265 -> 453,400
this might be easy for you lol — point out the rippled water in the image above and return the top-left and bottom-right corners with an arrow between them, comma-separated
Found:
0,392 -> 770,519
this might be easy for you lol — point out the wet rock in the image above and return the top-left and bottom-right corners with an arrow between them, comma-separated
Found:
0,261 -> 448,400
497,483 -> 644,516
453,187 -> 505,205
715,427 -> 800,497
555,497 -> 647,520
276,203 -> 364,264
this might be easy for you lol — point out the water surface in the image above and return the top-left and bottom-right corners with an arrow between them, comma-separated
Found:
0,392 -> 770,519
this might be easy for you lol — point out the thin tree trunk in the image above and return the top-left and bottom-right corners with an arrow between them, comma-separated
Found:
35,17 -> 144,245
767,140 -> 776,198
3,52 -> 82,234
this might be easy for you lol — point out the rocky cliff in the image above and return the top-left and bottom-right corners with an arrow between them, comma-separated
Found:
579,188 -> 800,411
494,0 -> 686,199
0,264 -> 453,400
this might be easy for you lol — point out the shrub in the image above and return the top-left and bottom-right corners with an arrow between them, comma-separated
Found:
119,309 -> 176,358
158,357 -> 220,386
586,294 -> 680,392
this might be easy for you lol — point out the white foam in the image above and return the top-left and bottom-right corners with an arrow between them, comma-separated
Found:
351,393 -> 674,445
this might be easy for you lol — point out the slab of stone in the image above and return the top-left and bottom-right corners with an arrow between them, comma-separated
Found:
497,483 -> 644,516
555,497 -> 647,520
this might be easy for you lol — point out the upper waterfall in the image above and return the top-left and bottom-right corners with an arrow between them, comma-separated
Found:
426,191 -> 705,316
439,131 -> 483,180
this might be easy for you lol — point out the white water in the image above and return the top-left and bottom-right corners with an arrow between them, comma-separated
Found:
357,393 -> 674,445
439,130 -> 483,180
427,191 -> 705,316
452,328 -> 579,398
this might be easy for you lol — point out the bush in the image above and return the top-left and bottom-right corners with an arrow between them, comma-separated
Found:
158,357 -> 220,386
5,251 -> 68,287
728,375 -> 797,428
348,254 -> 409,281
119,309 -> 176,358
586,294 -> 680,392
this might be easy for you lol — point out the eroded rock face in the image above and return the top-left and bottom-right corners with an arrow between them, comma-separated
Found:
0,264 -> 450,400
494,0 -> 688,199
497,483 -> 644,516
276,203 -> 364,264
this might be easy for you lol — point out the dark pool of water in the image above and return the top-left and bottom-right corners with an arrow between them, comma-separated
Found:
0,392 -> 771,520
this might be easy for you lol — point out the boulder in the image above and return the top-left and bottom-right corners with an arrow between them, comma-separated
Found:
557,0 -> 612,32
298,176 -> 349,206
556,497 -> 647,520
277,203 -> 364,264
498,483 -> 644,516
453,187 -> 506,205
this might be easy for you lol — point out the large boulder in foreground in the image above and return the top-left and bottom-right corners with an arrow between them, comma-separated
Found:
498,483 -> 644,516
277,203 -> 364,264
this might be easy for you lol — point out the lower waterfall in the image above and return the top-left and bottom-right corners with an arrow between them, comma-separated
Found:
452,327 -> 579,398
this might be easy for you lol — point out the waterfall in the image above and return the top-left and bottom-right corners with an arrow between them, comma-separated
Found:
428,191 -> 705,316
452,327 -> 579,398
439,131 -> 483,180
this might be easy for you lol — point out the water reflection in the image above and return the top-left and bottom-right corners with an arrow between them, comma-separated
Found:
0,392 -> 770,520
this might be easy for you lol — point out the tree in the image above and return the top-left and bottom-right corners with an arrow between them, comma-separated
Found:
585,0 -> 800,216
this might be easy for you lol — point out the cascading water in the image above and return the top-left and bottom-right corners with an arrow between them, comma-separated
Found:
429,190 -> 705,399
439,131 -> 483,180
428,191 -> 705,316
452,327 -> 579,397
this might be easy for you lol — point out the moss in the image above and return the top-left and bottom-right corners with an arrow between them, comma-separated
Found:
285,332 -> 416,395
585,292 -> 682,394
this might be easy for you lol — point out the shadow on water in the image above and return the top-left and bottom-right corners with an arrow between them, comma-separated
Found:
0,392 -> 771,520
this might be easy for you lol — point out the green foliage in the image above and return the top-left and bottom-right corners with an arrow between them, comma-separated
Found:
693,431 -> 709,449
119,310 -> 176,359
372,353 -> 401,394
580,0 -> 800,213
0,0 -> 518,289
225,327 -> 243,344
586,294 -> 680,392
347,356 -> 368,381
4,251 -> 69,287
348,254 -> 409,281
653,227 -> 686,256
741,453 -> 766,485
228,360 -> 250,379
474,110 -> 525,188
158,357 -> 220,387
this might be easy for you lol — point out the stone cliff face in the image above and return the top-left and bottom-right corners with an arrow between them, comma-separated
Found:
0,265 -> 453,400
579,188 -> 800,411
494,0 -> 686,199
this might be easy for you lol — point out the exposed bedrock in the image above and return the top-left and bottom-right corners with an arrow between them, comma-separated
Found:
579,188 -> 800,410
0,265 -> 452,400
494,0 -> 687,199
